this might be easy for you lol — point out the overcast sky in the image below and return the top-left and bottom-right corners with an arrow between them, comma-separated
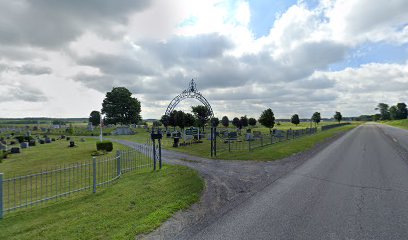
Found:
0,0 -> 407,119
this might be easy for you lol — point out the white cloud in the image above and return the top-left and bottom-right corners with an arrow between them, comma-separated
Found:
0,0 -> 407,119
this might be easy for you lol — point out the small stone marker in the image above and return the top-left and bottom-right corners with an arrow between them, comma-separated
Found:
20,142 -> 29,148
11,147 -> 20,154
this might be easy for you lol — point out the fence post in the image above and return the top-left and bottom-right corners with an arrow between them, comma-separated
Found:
0,173 -> 3,219
159,138 -> 162,169
92,157 -> 97,193
153,139 -> 156,171
116,150 -> 121,177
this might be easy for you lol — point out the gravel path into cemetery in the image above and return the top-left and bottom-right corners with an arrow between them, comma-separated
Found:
112,134 -> 346,240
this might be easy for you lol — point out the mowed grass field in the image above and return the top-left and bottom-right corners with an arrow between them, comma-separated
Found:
381,119 -> 408,130
0,136 -> 204,239
0,137 -> 128,176
0,165 -> 203,240
109,122 -> 359,160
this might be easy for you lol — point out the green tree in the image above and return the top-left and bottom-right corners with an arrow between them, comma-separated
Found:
221,116 -> 229,128
240,115 -> 248,128
160,115 -> 170,131
389,106 -> 398,120
291,114 -> 300,126
334,111 -> 342,123
169,111 -> 177,130
248,117 -> 257,127
191,105 -> 211,131
184,113 -> 196,128
89,111 -> 101,127
211,117 -> 220,127
375,103 -> 390,120
311,112 -> 321,126
232,117 -> 240,128
101,87 -> 141,125
396,103 -> 407,119
372,114 -> 381,121
258,108 -> 275,132
175,111 -> 186,130
153,121 -> 162,127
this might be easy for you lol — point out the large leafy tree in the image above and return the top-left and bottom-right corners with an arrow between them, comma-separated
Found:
211,117 -> 220,127
311,112 -> 321,125
248,117 -> 257,127
240,115 -> 249,128
389,106 -> 398,120
174,110 -> 186,130
184,113 -> 196,128
232,117 -> 240,128
375,103 -> 390,120
169,110 -> 177,130
259,108 -> 275,132
89,110 -> 101,126
101,87 -> 141,125
334,111 -> 342,123
291,114 -> 300,126
396,103 -> 408,119
221,116 -> 229,128
191,105 -> 211,131
160,115 -> 170,131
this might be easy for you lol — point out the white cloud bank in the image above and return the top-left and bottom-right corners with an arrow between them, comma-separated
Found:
0,0 -> 407,119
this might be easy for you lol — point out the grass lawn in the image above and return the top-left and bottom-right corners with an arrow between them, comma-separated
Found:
0,164 -> 204,240
381,119 -> 408,130
0,137 -> 129,177
219,124 -> 358,161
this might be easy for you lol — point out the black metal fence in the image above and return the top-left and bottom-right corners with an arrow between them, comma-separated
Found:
215,127 -> 318,155
0,144 -> 153,218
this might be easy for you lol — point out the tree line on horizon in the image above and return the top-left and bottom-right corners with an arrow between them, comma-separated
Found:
87,87 -> 346,131
373,102 -> 407,121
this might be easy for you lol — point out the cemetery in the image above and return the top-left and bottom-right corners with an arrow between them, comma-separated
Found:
0,80 -> 357,240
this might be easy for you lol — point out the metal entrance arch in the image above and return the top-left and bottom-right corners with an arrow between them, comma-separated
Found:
165,79 -> 214,118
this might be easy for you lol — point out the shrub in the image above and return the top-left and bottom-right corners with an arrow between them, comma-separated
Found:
96,141 -> 113,152
15,136 -> 33,143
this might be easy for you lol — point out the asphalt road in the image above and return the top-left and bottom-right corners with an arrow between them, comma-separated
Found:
192,123 -> 408,240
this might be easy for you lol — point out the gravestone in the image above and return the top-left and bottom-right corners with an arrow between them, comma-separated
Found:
228,132 -> 238,140
39,140 -> 45,144
69,141 -> 75,147
29,140 -> 36,146
20,142 -> 29,148
245,133 -> 253,141
87,122 -> 94,131
11,147 -> 20,154
253,131 -> 262,139
45,138 -> 51,143
112,126 -> 135,135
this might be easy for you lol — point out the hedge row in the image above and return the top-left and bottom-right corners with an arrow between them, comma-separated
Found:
321,122 -> 351,131
96,141 -> 113,152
